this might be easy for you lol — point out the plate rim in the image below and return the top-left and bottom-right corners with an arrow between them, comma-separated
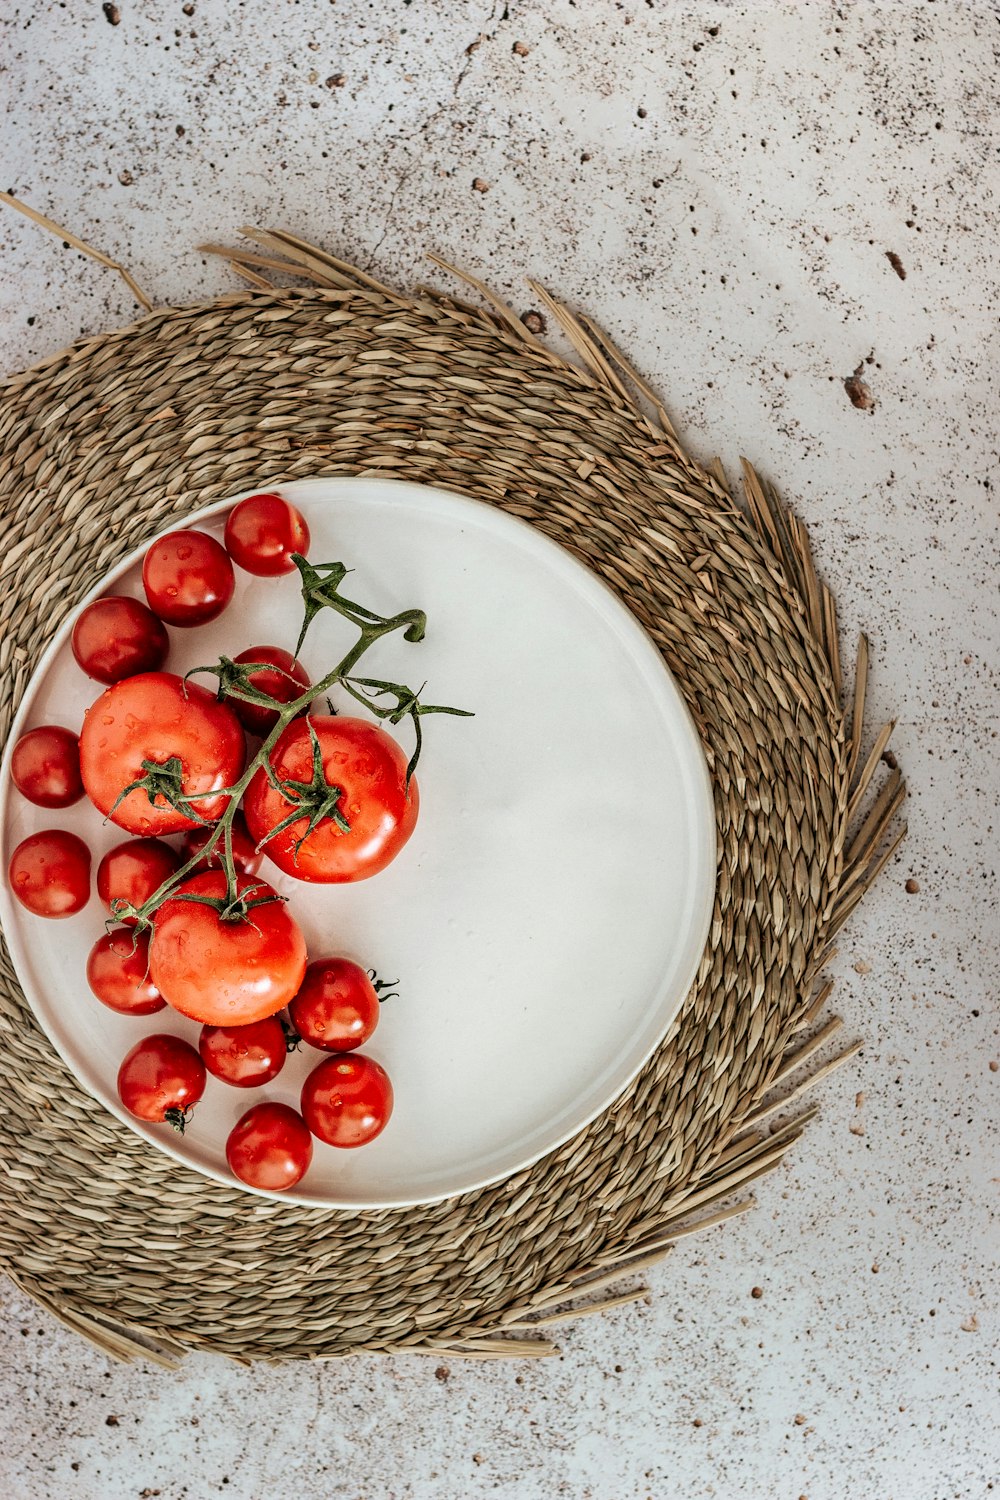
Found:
0,476 -> 717,1209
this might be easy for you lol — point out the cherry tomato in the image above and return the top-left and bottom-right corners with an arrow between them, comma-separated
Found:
226,1102 -> 313,1191
8,830 -> 91,917
149,870 -> 307,1026
142,529 -> 234,627
198,1016 -> 289,1087
243,716 -> 418,884
224,646 -> 311,737
289,958 -> 380,1052
300,1053 -> 393,1148
10,725 -> 84,808
96,837 -> 181,925
87,927 -> 165,1015
117,1033 -> 205,1132
71,596 -> 169,684
79,671 -> 246,835
224,493 -> 310,577
180,810 -> 262,877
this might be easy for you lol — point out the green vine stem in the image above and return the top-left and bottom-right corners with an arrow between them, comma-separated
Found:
109,554 -> 471,930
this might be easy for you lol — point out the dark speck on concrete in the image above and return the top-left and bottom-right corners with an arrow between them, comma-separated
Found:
102,2 -> 121,23
886,250 -> 907,280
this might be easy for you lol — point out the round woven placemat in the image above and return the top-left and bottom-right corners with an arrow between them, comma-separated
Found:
0,225 -> 905,1363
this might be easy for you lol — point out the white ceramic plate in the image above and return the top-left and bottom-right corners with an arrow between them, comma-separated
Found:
0,478 -> 716,1208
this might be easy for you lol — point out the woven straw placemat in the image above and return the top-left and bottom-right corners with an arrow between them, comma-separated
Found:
0,217 -> 905,1364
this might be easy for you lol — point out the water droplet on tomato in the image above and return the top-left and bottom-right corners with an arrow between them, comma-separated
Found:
102,715 -> 114,726
177,545 -> 192,561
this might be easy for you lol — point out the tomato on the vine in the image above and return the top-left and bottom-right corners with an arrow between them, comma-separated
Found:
8,830 -> 91,917
198,1016 -> 290,1087
117,1033 -> 205,1132
243,716 -> 419,884
96,837 -> 181,924
142,530 -> 234,627
224,493 -> 310,577
10,726 -> 84,808
289,957 -> 381,1052
180,810 -> 262,877
223,646 -> 311,736
226,1102 -> 313,1190
71,596 -> 169,684
300,1053 -> 393,1148
149,870 -> 307,1026
87,928 -> 165,1015
79,671 -> 246,835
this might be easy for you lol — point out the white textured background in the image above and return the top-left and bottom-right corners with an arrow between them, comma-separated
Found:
1,2 -> 998,1498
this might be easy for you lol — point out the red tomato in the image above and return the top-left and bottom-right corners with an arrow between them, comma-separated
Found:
79,672 -> 246,835
198,1016 -> 289,1087
180,810 -> 262,877
142,529 -> 234,627
300,1053 -> 393,1148
8,830 -> 91,917
117,1033 -> 205,1132
71,596 -> 169,684
149,870 -> 307,1025
96,837 -> 181,925
224,493 -> 310,577
226,1102 -> 313,1191
10,726 -> 84,808
243,716 -> 418,884
224,646 -> 311,737
87,928 -> 166,1015
289,958 -> 380,1052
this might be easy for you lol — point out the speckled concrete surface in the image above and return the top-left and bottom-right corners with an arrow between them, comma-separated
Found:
1,2 -> 998,1497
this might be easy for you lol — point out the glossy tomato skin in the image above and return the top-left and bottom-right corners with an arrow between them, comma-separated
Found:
198,1016 -> 288,1087
10,726 -> 84,808
224,646 -> 311,737
226,1102 -> 313,1191
180,810 -> 262,877
224,493 -> 310,577
117,1033 -> 205,1128
243,716 -> 419,884
149,870 -> 307,1026
87,928 -> 166,1015
79,671 -> 246,835
289,957 -> 380,1052
71,596 -> 169,684
8,830 -> 91,917
300,1053 -> 393,1148
142,529 -> 234,627
97,837 -> 181,924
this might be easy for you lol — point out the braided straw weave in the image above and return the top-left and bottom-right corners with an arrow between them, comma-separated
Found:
0,217 -> 905,1363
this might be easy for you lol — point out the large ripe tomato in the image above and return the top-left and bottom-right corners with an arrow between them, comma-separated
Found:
79,672 -> 246,835
142,529 -> 234,627
289,957 -> 380,1052
198,1016 -> 289,1087
117,1033 -> 206,1132
243,716 -> 419,884
226,1102 -> 313,1191
8,830 -> 91,917
87,928 -> 166,1015
224,646 -> 311,736
300,1053 -> 393,1148
149,870 -> 307,1025
224,493 -> 310,577
71,596 -> 169,684
10,725 -> 84,808
96,837 -> 181,924
180,810 -> 262,877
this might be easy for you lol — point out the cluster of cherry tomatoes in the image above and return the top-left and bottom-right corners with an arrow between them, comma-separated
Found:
6,492 -> 413,1193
